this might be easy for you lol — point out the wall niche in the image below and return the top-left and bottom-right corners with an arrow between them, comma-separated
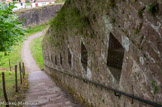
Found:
107,33 -> 125,82
68,48 -> 72,67
81,42 -> 88,71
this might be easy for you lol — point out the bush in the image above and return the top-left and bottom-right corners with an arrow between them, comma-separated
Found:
0,3 -> 25,52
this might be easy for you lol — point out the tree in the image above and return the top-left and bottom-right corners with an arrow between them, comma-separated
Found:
0,3 -> 25,52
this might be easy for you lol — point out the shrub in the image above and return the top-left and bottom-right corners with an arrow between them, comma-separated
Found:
0,3 -> 25,52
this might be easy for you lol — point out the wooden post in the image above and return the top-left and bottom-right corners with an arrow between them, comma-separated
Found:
9,59 -> 11,71
131,85 -> 134,104
22,62 -> 25,78
19,62 -> 22,84
2,72 -> 9,107
15,65 -> 18,92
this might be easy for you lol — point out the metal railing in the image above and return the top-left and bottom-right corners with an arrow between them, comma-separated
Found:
45,64 -> 162,107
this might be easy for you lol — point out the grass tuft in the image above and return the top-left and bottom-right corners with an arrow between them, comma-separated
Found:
147,2 -> 159,16
55,0 -> 66,3
26,23 -> 48,37
50,7 -> 88,34
30,36 -> 44,70
0,71 -> 28,103
138,7 -> 145,18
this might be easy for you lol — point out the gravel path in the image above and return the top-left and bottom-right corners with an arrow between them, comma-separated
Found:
22,31 -> 84,107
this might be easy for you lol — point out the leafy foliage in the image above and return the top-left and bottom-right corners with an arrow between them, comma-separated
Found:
0,3 -> 25,52
0,41 -> 23,69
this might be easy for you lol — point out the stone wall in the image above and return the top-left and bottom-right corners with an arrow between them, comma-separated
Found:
42,0 -> 162,107
17,4 -> 63,26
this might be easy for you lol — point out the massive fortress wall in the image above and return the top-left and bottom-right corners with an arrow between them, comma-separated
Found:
42,0 -> 162,106
17,4 -> 62,26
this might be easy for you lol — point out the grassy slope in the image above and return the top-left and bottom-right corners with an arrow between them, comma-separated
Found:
55,0 -> 66,3
0,23 -> 47,70
0,41 -> 23,70
26,23 -> 47,37
0,71 -> 20,100
0,24 -> 46,105
30,36 -> 44,70
0,70 -> 28,105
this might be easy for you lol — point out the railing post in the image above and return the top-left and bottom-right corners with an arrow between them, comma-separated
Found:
9,59 -> 11,71
2,72 -> 9,107
22,62 -> 25,79
15,65 -> 18,92
19,62 -> 22,84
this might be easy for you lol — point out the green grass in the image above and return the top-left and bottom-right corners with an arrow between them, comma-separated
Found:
0,23 -> 48,70
0,41 -> 23,70
26,23 -> 47,37
55,0 -> 66,3
26,3 -> 31,6
30,36 -> 44,70
0,23 -> 46,106
0,71 -> 20,101
0,70 -> 28,106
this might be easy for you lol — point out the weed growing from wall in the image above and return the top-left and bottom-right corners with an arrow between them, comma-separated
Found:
50,7 -> 88,34
138,7 -> 145,18
147,2 -> 159,16
48,0 -> 117,48
151,80 -> 158,95
49,5 -> 93,47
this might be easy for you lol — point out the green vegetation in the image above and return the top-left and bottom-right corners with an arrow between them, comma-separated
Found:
48,0 -> 119,48
0,71 -> 28,103
50,7 -> 91,47
51,8 -> 87,33
55,0 -> 66,3
0,41 -> 23,70
0,3 -> 25,52
138,7 -> 145,18
0,3 -> 47,105
26,3 -> 31,6
30,36 -> 44,70
0,23 -> 47,70
147,2 -> 159,16
0,23 -> 46,106
0,71 -> 19,99
151,80 -> 158,94
26,23 -> 47,36
135,28 -> 140,34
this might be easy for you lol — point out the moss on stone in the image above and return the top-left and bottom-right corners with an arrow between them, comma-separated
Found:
147,1 -> 159,16
47,0 -> 118,48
